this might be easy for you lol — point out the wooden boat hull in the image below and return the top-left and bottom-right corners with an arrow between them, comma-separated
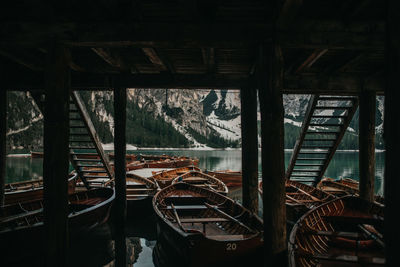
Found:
4,173 -> 78,205
151,166 -> 201,188
153,183 -> 263,267
0,187 -> 115,264
289,196 -> 385,267
126,174 -> 159,218
171,170 -> 228,195
206,170 -> 242,188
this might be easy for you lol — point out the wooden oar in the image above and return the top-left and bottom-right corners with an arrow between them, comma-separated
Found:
171,203 -> 186,232
204,202 -> 255,233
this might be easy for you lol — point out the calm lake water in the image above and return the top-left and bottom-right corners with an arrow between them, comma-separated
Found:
5,149 -> 385,266
6,149 -> 385,195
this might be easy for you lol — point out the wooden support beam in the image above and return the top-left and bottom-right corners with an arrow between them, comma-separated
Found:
43,42 -> 70,266
277,0 -> 303,29
359,90 -> 375,202
337,52 -> 366,72
91,48 -> 127,71
295,49 -> 328,74
385,1 -> 400,266
240,86 -> 258,213
113,86 -> 127,267
259,43 -> 287,265
142,48 -> 169,72
0,48 -> 43,71
201,48 -> 216,74
284,73 -> 384,95
0,89 -> 5,206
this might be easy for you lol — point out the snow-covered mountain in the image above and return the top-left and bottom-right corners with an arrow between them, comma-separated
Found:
5,90 -> 385,150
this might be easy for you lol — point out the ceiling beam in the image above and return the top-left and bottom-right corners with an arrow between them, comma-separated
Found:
91,48 -> 127,70
0,48 -> 43,71
295,49 -> 328,74
336,52 -> 366,72
277,0 -> 303,29
141,48 -> 169,72
284,73 -> 384,94
201,48 -> 215,73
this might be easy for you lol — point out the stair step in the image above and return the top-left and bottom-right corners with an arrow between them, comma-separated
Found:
83,175 -> 110,179
70,133 -> 89,136
318,97 -> 357,101
81,170 -> 107,173
289,179 -> 315,183
69,118 -> 82,121
314,106 -> 352,110
290,174 -> 318,177
293,169 -> 320,172
301,145 -> 332,149
70,146 -> 96,149
304,138 -> 337,142
299,151 -> 329,154
294,163 -> 324,166
77,163 -> 104,167
306,131 -> 339,135
297,158 -> 326,161
70,125 -> 86,129
71,152 -> 99,156
311,115 -> 347,119
309,123 -> 343,127
69,140 -> 92,143
73,158 -> 102,162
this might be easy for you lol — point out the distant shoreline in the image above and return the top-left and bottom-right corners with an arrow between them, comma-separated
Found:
6,148 -> 385,157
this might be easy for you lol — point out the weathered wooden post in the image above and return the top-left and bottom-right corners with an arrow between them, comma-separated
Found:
258,43 -> 287,266
241,86 -> 259,213
113,86 -> 127,267
43,42 -> 70,266
359,90 -> 375,202
0,89 -> 6,206
385,1 -> 400,266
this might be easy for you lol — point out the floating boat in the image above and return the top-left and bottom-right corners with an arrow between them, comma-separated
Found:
30,151 -> 44,158
259,179 -> 334,222
171,171 -> 228,195
126,173 -> 159,218
153,182 -> 263,267
151,166 -> 201,188
317,177 -> 385,204
289,196 -> 385,267
126,161 -> 146,171
206,170 -> 242,188
4,173 -> 78,205
0,187 -> 115,264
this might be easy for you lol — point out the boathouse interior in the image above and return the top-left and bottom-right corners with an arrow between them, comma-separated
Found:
0,1 -> 398,266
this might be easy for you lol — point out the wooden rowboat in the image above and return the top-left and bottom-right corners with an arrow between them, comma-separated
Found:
171,171 -> 228,195
289,196 -> 385,267
317,177 -> 385,204
0,187 -> 115,264
126,161 -> 146,171
30,151 -> 44,158
259,179 -> 334,222
150,166 -> 201,188
4,173 -> 78,205
125,173 -> 160,218
107,152 -> 137,161
152,182 -> 263,267
206,170 -> 242,188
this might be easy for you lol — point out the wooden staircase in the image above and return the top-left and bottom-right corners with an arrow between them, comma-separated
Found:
69,91 -> 114,188
286,95 -> 359,185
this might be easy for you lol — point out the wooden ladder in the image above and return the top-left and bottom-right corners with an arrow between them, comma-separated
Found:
29,91 -> 114,189
69,91 -> 114,188
286,95 -> 359,185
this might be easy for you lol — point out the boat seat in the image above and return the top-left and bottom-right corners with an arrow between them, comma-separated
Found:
180,217 -> 229,223
303,230 -> 362,239
0,208 -> 43,224
302,253 -> 385,265
208,234 -> 245,241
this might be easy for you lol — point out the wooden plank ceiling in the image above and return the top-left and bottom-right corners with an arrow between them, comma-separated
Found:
0,0 -> 385,93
